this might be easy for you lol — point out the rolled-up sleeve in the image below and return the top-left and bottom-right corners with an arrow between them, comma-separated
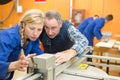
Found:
68,26 -> 88,55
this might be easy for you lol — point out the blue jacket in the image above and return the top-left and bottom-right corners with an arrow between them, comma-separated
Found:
0,25 -> 43,80
83,18 -> 105,46
77,17 -> 94,34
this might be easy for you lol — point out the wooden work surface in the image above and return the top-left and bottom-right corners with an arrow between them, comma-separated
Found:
94,40 -> 120,74
95,40 -> 120,54
94,47 -> 120,54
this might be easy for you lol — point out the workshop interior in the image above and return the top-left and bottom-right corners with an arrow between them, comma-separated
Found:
0,0 -> 120,80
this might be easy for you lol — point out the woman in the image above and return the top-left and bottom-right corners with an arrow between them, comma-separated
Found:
0,9 -> 44,80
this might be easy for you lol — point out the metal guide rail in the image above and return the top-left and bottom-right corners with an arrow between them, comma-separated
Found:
16,46 -> 120,80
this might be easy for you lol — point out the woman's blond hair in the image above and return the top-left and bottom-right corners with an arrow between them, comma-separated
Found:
19,9 -> 44,57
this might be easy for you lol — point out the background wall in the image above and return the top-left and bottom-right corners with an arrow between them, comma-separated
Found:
0,0 -> 70,28
0,0 -> 120,43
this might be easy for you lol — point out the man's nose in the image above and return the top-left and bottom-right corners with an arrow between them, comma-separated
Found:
48,29 -> 52,35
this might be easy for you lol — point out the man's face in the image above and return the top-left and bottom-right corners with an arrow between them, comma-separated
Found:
44,18 -> 62,39
24,23 -> 43,41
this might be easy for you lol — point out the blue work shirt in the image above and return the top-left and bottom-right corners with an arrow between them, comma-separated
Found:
0,25 -> 43,80
83,18 -> 105,46
77,17 -> 94,34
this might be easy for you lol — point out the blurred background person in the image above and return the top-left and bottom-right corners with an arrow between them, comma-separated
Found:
82,14 -> 113,61
77,15 -> 99,34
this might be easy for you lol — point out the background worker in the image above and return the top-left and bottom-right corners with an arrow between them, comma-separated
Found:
77,15 -> 99,34
39,10 -> 88,65
0,9 -> 44,80
82,14 -> 113,61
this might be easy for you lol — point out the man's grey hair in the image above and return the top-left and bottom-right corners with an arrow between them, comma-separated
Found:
45,10 -> 62,23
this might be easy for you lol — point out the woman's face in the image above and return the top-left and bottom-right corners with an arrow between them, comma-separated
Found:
24,23 -> 43,41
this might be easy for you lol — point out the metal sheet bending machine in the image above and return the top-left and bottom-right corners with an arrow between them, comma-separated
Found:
17,47 -> 120,80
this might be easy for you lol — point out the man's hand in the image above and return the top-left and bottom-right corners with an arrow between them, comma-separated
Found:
55,49 -> 77,65
100,36 -> 109,42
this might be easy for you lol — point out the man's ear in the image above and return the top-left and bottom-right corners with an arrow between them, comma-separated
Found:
59,21 -> 62,28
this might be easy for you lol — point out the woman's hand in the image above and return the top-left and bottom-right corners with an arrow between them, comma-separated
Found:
8,53 -> 36,72
25,53 -> 36,60
8,55 -> 29,72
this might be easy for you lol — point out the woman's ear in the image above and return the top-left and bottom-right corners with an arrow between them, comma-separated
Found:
20,21 -> 24,28
22,22 -> 26,28
22,23 -> 25,28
